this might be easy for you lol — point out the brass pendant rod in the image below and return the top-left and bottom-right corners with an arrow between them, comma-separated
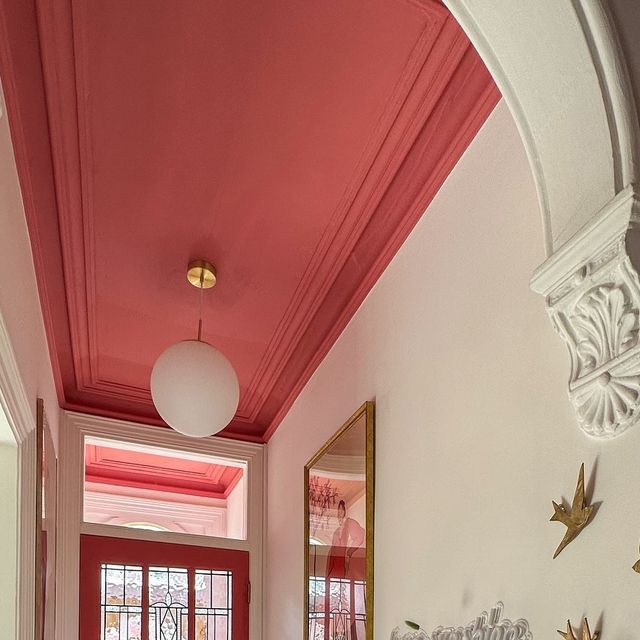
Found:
197,271 -> 204,341
186,259 -> 216,342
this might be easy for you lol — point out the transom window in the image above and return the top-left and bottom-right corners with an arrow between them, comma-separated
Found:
83,437 -> 247,540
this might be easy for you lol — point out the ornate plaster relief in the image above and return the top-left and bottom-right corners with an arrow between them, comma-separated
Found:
532,187 -> 640,438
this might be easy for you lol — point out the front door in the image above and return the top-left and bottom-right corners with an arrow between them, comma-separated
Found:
80,534 -> 249,640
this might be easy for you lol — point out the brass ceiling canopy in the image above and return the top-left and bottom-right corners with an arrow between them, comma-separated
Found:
187,259 -> 217,289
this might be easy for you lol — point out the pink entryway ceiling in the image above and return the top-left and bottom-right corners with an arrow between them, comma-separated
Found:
85,444 -> 243,500
0,0 -> 498,442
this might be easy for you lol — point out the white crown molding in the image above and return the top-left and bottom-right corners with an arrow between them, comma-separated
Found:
531,188 -> 640,438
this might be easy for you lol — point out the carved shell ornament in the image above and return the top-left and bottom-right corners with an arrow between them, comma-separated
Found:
567,285 -> 640,438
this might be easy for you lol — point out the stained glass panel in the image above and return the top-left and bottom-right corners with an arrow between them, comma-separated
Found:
148,567 -> 188,640
309,577 -> 366,640
309,576 -> 326,640
100,564 -> 143,640
194,569 -> 232,640
98,563 -> 238,640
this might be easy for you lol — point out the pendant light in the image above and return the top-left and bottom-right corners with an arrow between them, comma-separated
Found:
150,260 -> 239,437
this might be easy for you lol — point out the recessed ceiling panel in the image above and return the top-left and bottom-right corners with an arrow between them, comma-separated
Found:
0,0 -> 499,440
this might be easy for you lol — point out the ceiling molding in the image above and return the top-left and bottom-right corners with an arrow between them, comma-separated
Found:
0,0 -> 498,442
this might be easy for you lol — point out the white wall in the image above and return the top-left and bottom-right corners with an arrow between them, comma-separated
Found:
265,99 -> 640,638
0,440 -> 18,640
0,87 -> 58,444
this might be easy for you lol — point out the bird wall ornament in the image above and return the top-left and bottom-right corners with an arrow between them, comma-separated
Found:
557,618 -> 598,640
632,543 -> 640,573
550,463 -> 594,558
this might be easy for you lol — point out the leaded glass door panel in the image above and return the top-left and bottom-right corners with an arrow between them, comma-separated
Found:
80,535 -> 249,640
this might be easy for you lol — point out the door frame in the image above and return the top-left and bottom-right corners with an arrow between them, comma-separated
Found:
80,534 -> 250,640
56,412 -> 265,640
0,309 -> 41,640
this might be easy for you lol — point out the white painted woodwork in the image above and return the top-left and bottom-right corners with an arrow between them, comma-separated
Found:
83,484 -> 230,537
445,0 -> 639,253
57,411 -> 265,640
0,309 -> 38,640
0,80 -> 58,640
0,441 -> 18,640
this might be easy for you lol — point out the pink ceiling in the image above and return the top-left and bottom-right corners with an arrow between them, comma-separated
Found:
310,474 -> 365,511
85,444 -> 242,499
0,0 -> 499,441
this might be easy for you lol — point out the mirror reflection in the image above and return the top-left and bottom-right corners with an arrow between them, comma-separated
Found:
305,402 -> 373,640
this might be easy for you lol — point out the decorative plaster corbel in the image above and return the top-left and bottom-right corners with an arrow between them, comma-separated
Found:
531,187 -> 640,438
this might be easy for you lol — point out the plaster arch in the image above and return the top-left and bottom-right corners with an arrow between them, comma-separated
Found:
441,1 -> 640,439
444,0 -> 639,254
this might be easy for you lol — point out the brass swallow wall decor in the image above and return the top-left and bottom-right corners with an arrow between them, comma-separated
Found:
632,544 -> 640,573
557,618 -> 598,640
550,463 -> 594,558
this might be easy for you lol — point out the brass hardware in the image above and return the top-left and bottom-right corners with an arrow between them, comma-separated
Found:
557,618 -> 599,640
550,463 -> 594,558
187,259 -> 217,289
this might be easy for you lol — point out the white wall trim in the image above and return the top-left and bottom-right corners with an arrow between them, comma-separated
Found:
571,0 -> 640,192
84,486 -> 229,537
56,410 -> 265,640
445,0 -> 640,255
0,307 -> 36,640
442,2 -> 552,255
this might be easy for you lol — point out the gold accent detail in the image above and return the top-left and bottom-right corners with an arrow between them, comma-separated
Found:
187,259 -> 217,289
557,618 -> 599,640
303,401 -> 375,640
550,463 -> 594,558
35,398 -> 44,640
632,544 -> 640,573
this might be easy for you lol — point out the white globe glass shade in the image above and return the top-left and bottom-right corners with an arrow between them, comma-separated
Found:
150,339 -> 240,437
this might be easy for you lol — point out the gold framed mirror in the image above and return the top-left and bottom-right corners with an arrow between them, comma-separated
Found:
304,401 -> 374,640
